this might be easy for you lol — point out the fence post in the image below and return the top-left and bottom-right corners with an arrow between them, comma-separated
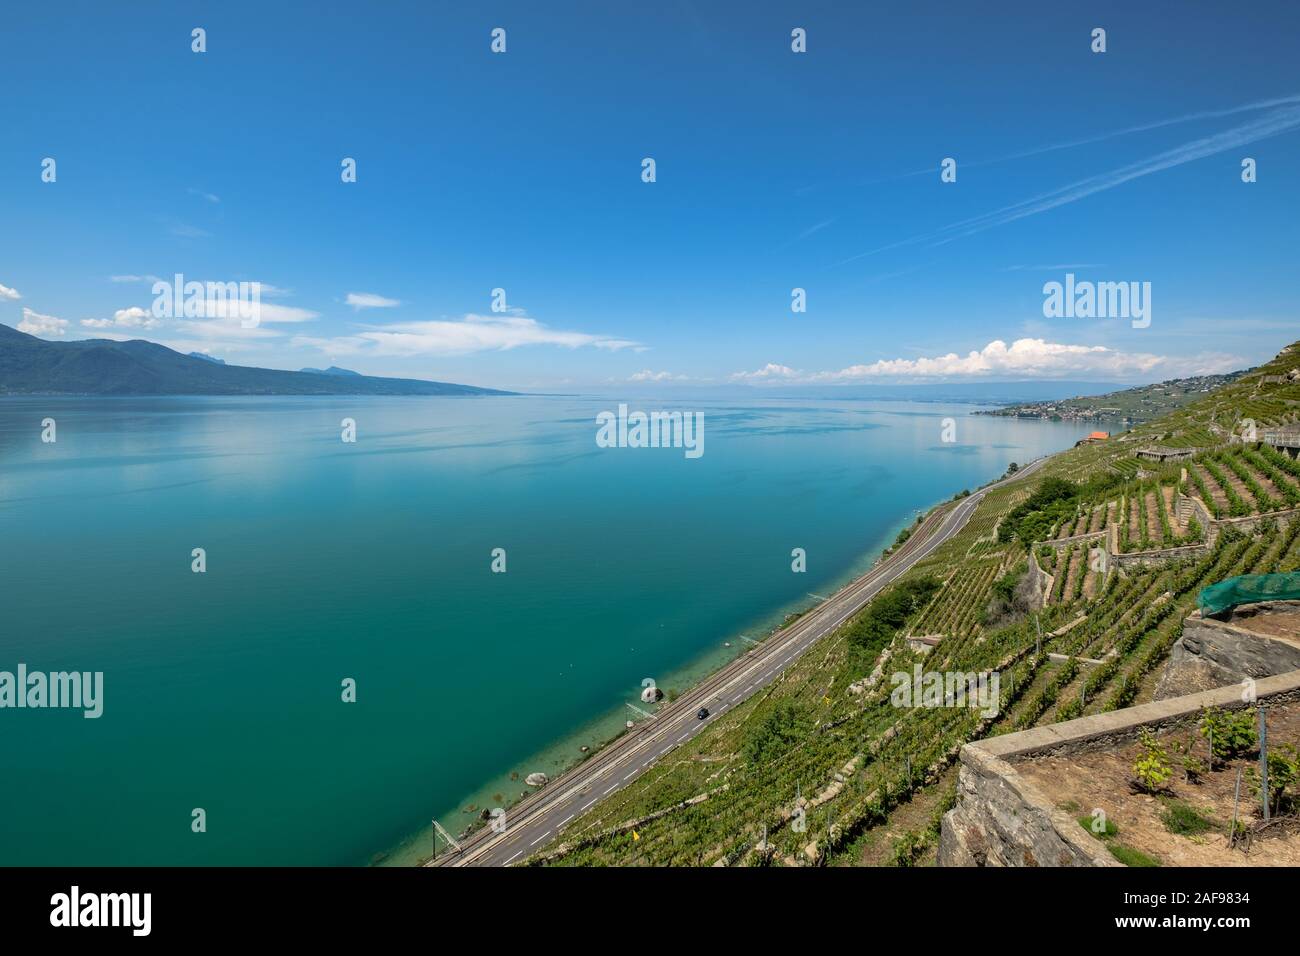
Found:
1258,706 -> 1270,822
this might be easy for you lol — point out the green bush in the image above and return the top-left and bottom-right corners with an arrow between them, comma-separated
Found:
1160,799 -> 1215,835
1132,730 -> 1173,794
1198,707 -> 1257,762
741,702 -> 807,765
1108,843 -> 1161,867
845,576 -> 941,657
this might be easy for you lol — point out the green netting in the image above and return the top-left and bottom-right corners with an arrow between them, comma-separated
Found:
1198,573 -> 1300,617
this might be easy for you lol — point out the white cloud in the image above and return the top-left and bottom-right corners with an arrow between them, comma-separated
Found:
346,292 -> 401,310
294,313 -> 640,357
114,306 -> 160,328
81,306 -> 162,330
18,308 -> 69,338
199,300 -> 317,323
629,369 -> 686,382
175,319 -> 283,340
730,363 -> 801,382
0,282 -> 20,300
733,339 -> 1246,384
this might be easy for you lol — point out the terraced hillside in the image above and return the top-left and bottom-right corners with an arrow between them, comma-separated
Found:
528,342 -> 1300,867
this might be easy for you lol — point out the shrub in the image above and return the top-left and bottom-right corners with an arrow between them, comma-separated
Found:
1247,743 -> 1300,816
742,702 -> 806,764
1109,843 -> 1162,867
1078,815 -> 1119,838
845,576 -> 940,657
1132,729 -> 1173,794
1198,707 -> 1257,762
1160,799 -> 1215,835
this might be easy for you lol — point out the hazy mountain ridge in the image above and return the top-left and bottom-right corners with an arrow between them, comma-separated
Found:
0,323 -> 513,396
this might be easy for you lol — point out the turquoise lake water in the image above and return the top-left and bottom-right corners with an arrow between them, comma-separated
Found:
0,395 -> 1094,865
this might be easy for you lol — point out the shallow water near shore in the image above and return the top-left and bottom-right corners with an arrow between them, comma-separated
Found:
0,394 -> 1093,865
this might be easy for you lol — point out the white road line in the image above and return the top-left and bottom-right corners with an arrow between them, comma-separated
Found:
560,814 -> 574,826
623,769 -> 637,781
506,851 -> 522,864
581,798 -> 597,812
603,784 -> 616,795
530,831 -> 551,846
677,732 -> 690,742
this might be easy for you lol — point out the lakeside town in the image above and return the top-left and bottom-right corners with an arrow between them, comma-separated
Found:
977,372 -> 1247,426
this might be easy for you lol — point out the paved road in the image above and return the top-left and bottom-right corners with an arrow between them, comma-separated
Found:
432,458 -> 1045,866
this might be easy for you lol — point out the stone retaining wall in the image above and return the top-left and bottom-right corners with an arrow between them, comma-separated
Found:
1155,602 -> 1300,699
938,672 -> 1300,867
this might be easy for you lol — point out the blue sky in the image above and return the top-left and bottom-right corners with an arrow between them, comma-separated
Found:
2,1 -> 1298,390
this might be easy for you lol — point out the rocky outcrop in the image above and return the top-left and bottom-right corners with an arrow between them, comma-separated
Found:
938,747 -> 1117,867
1155,603 -> 1300,700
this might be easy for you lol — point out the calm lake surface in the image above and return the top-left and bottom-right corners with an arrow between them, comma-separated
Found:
0,394 -> 1093,865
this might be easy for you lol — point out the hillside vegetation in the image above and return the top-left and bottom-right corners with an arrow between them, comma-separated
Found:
529,342 -> 1300,867
978,371 -> 1247,425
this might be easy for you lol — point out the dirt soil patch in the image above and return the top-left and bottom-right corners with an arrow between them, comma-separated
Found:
1013,702 -> 1300,866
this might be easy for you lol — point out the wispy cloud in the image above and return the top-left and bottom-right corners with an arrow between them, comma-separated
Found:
345,292 -> 400,310
0,282 -> 20,300
188,188 -> 221,204
294,313 -> 640,357
883,93 -> 1300,181
1001,263 -> 1105,272
169,223 -> 212,239
841,99 -> 1300,264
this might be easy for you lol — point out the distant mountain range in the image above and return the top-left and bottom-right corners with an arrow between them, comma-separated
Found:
0,324 -> 513,396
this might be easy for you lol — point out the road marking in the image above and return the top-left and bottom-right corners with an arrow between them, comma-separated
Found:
560,814 -> 574,826
623,769 -> 638,781
530,831 -> 551,846
580,798 -> 597,812
603,784 -> 616,795
677,731 -> 690,742
506,851 -> 522,864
